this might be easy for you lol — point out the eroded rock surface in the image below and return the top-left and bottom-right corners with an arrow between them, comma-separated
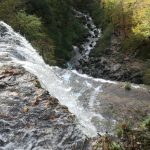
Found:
0,65 -> 89,150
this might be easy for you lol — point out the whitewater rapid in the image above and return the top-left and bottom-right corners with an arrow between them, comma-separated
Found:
68,10 -> 101,68
0,21 -> 118,137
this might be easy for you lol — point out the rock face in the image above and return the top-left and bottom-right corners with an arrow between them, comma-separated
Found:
67,11 -> 144,84
0,65 -> 89,150
77,52 -> 145,84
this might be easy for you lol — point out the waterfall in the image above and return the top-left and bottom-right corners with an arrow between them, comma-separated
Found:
68,10 -> 101,68
0,20 -> 117,138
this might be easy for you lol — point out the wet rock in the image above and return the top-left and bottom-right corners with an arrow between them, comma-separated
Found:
0,65 -> 89,150
90,44 -> 93,47
0,139 -> 5,147
0,25 -> 8,37
77,53 -> 144,84
94,30 -> 99,36
0,82 -> 6,89
131,71 -> 143,84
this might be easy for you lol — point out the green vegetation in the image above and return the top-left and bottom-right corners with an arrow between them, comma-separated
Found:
88,1 -> 150,54
0,0 -> 88,66
142,116 -> 150,131
111,142 -> 122,150
93,117 -> 150,150
124,82 -> 131,91
15,11 -> 45,40
93,0 -> 150,59
116,122 -> 131,138
73,0 -> 102,26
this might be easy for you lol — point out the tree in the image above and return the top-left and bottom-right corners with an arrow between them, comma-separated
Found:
15,11 -> 45,40
0,0 -> 24,22
132,0 -> 150,39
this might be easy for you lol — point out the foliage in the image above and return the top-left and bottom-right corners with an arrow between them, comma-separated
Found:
116,122 -> 131,137
0,0 -> 23,22
132,1 -> 150,39
0,0 -> 88,66
0,0 -> 150,67
111,142 -> 122,150
14,11 -> 45,40
26,0 -> 88,65
32,38 -> 56,65
93,0 -> 150,60
142,116 -> 150,131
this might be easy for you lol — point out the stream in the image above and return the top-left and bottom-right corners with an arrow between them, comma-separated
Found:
68,10 -> 101,68
0,10 -> 150,150
0,11 -> 116,138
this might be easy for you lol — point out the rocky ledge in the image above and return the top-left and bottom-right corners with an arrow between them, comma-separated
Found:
76,51 -> 145,84
75,30 -> 147,85
0,65 -> 89,150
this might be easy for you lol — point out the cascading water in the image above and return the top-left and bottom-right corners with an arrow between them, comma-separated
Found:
68,10 -> 101,68
0,18 -> 116,139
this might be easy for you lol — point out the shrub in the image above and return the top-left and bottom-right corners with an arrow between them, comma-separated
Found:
111,142 -> 122,150
124,82 -> 131,91
15,11 -> 46,40
0,0 -> 23,22
142,117 -> 150,131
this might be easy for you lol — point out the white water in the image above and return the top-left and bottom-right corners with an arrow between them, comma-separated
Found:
0,21 -> 116,137
68,10 -> 101,67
